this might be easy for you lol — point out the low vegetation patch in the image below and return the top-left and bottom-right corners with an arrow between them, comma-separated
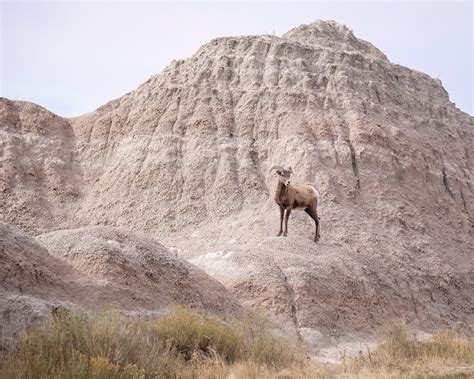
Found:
340,321 -> 474,379
1,311 -> 472,378
0,306 -> 304,378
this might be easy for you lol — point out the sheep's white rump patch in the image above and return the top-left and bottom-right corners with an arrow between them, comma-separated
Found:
308,185 -> 320,202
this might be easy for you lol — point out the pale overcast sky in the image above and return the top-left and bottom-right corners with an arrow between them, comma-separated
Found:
1,1 -> 472,117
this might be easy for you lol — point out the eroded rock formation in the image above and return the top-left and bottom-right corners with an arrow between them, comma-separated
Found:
1,20 -> 473,349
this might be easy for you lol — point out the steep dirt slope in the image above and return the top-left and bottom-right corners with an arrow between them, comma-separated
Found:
71,20 -> 473,236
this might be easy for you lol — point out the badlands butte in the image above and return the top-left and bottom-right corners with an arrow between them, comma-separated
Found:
1,20 -> 473,353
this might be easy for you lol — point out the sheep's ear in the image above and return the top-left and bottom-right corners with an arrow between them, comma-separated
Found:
276,170 -> 281,175
288,166 -> 293,173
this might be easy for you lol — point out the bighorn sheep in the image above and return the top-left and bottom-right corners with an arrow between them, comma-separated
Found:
270,165 -> 320,242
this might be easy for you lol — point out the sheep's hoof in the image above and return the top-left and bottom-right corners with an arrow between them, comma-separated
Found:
277,232 -> 282,237
283,233 -> 287,237
314,236 -> 320,243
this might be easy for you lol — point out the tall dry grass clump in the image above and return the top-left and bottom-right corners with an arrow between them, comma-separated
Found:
342,321 -> 474,379
151,307 -> 301,367
0,306 -> 305,379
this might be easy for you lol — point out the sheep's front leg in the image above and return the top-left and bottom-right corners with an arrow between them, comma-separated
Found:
283,208 -> 291,237
305,206 -> 320,242
277,206 -> 284,236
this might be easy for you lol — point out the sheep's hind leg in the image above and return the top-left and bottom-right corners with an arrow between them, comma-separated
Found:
277,206 -> 284,236
283,208 -> 291,237
315,216 -> 320,242
305,207 -> 320,242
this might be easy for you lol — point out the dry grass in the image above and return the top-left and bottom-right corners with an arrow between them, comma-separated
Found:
0,311 -> 472,379
0,306 -> 304,379
339,321 -> 474,379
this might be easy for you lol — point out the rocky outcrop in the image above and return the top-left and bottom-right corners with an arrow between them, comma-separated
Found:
36,226 -> 240,316
0,224 -> 240,353
0,99 -> 83,234
1,20 -> 472,346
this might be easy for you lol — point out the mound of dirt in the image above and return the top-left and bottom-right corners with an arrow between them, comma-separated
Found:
36,226 -> 240,316
0,223 -> 63,293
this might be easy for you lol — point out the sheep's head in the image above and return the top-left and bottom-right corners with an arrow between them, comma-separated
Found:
270,165 -> 293,187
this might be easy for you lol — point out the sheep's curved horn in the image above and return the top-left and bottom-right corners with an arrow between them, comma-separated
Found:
269,165 -> 285,173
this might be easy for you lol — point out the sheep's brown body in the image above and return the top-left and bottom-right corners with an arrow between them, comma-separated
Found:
271,166 -> 320,242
